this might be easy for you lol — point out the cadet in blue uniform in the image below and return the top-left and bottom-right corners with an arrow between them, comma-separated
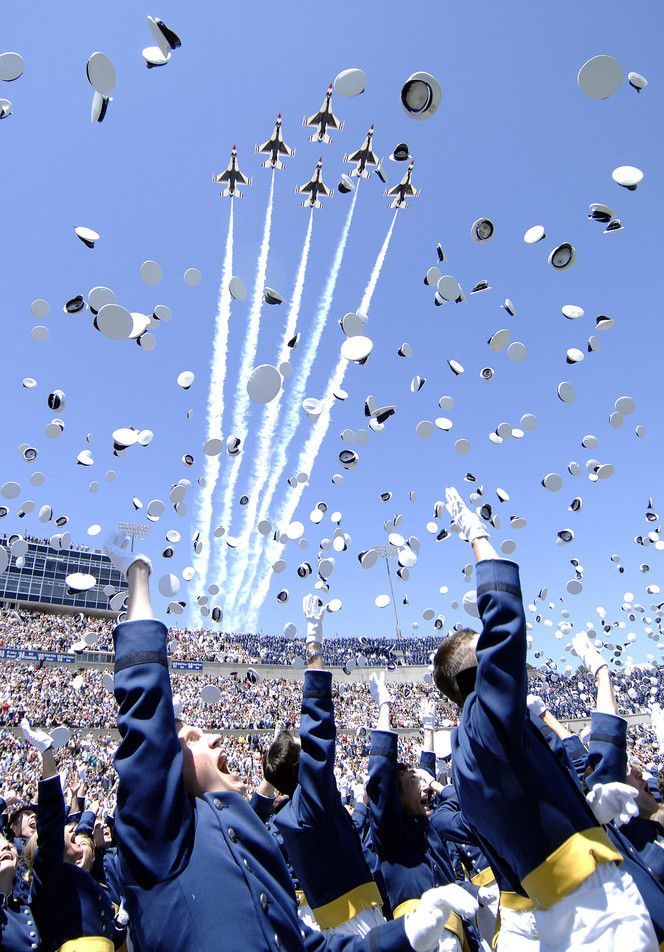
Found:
366,671 -> 478,952
0,832 -> 40,951
20,719 -> 125,952
432,487 -> 659,952
104,530 -> 472,952
265,595 -> 385,936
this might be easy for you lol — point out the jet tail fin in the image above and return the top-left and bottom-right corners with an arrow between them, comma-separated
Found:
310,132 -> 331,144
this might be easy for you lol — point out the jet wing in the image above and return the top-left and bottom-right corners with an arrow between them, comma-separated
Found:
317,181 -> 332,197
277,140 -> 294,156
327,112 -> 343,130
296,181 -> 316,193
384,182 -> 402,197
304,109 -> 324,127
345,147 -> 365,163
401,182 -> 417,196
256,137 -> 274,153
365,149 -> 380,166
235,170 -> 251,185
212,169 -> 232,183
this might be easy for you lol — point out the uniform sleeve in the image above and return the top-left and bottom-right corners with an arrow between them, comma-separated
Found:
303,914 -> 411,951
76,809 -> 97,837
296,670 -> 338,823
473,559 -> 528,746
367,730 -> 403,858
585,712 -> 628,788
429,793 -> 477,846
351,801 -> 368,834
561,734 -> 590,787
418,749 -> 436,779
113,618 -> 193,887
249,792 -> 275,825
33,776 -> 65,890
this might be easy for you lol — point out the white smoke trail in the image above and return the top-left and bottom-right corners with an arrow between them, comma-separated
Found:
232,187 -> 361,622
223,211 -> 314,612
212,171 -> 276,596
243,210 -> 398,630
191,201 -> 234,598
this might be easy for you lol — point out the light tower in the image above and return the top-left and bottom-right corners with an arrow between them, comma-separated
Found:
117,522 -> 150,553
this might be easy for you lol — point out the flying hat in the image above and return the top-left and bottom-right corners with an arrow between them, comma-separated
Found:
184,268 -> 202,287
447,359 -> 464,376
562,304 -> 584,320
508,341 -> 527,363
471,280 -> 490,294
142,46 -> 171,68
31,325 -> 49,343
334,68 -> 366,97
74,226 -> 100,249
437,275 -> 463,302
480,366 -> 494,381
566,348 -> 584,364
488,328 -> 510,352
548,243 -> 576,269
177,370 -> 195,390
95,303 -> 132,340
338,174 -> 354,194
390,142 -> 410,162
247,364 -> 282,403
140,260 -> 163,285
612,166 -> 643,190
86,52 -> 116,97
577,55 -> 624,99
471,218 -> 494,242
66,572 -> 96,592
401,71 -> 441,119
90,91 -> 110,124
341,336 -> 373,362
0,52 -> 24,82
524,225 -> 545,244
596,314 -> 615,331
557,381 -> 576,403
199,684 -> 221,705
397,342 -> 413,358
628,72 -> 647,92
229,276 -> 247,301
147,16 -> 182,56
264,287 -> 284,305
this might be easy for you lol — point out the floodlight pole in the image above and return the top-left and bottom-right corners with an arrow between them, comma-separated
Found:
117,522 -> 150,553
372,544 -> 402,639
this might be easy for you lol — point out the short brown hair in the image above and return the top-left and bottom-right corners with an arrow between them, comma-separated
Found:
433,629 -> 478,706
264,731 -> 300,797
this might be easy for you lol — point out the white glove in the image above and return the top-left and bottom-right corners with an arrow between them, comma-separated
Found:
445,487 -> 489,544
369,671 -> 392,708
303,593 -> 325,645
414,767 -> 434,792
21,718 -> 53,754
526,694 -> 547,718
477,882 -> 500,908
103,531 -> 152,579
172,694 -> 183,719
586,781 -> 639,827
420,699 -> 437,731
404,884 -> 478,952
650,703 -> 664,752
352,783 -> 365,802
572,631 -> 607,677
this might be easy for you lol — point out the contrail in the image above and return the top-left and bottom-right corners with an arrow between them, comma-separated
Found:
232,187 -> 361,623
223,211 -> 314,612
243,210 -> 398,630
191,201 -> 234,602
212,171 -> 276,597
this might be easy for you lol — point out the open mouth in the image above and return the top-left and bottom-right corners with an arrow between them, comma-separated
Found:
217,752 -> 228,773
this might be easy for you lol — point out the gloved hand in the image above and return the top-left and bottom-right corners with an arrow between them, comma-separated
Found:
352,783 -> 365,803
414,768 -> 435,792
477,882 -> 500,908
586,781 -> 639,827
21,718 -> 53,753
103,531 -> 152,579
526,694 -> 547,718
172,694 -> 184,719
420,699 -> 437,731
302,594 -> 325,645
445,488 -> 489,544
650,703 -> 664,752
404,884 -> 479,952
369,671 -> 392,708
572,631 -> 607,677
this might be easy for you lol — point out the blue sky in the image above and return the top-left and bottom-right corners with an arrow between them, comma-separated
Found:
1,0 -> 663,666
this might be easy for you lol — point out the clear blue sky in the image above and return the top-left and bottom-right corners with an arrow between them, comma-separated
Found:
1,0 -> 663,666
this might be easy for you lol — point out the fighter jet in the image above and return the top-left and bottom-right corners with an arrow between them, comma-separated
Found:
343,124 -> 382,179
212,146 -> 252,198
255,114 -> 295,170
384,161 -> 420,209
302,84 -> 344,144
295,158 -> 333,209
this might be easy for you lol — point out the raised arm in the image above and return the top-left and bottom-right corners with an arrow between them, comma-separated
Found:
105,533 -> 193,888
366,673 -> 405,857
20,720 -> 65,886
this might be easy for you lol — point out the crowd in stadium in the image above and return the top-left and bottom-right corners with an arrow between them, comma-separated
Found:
0,506 -> 662,951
